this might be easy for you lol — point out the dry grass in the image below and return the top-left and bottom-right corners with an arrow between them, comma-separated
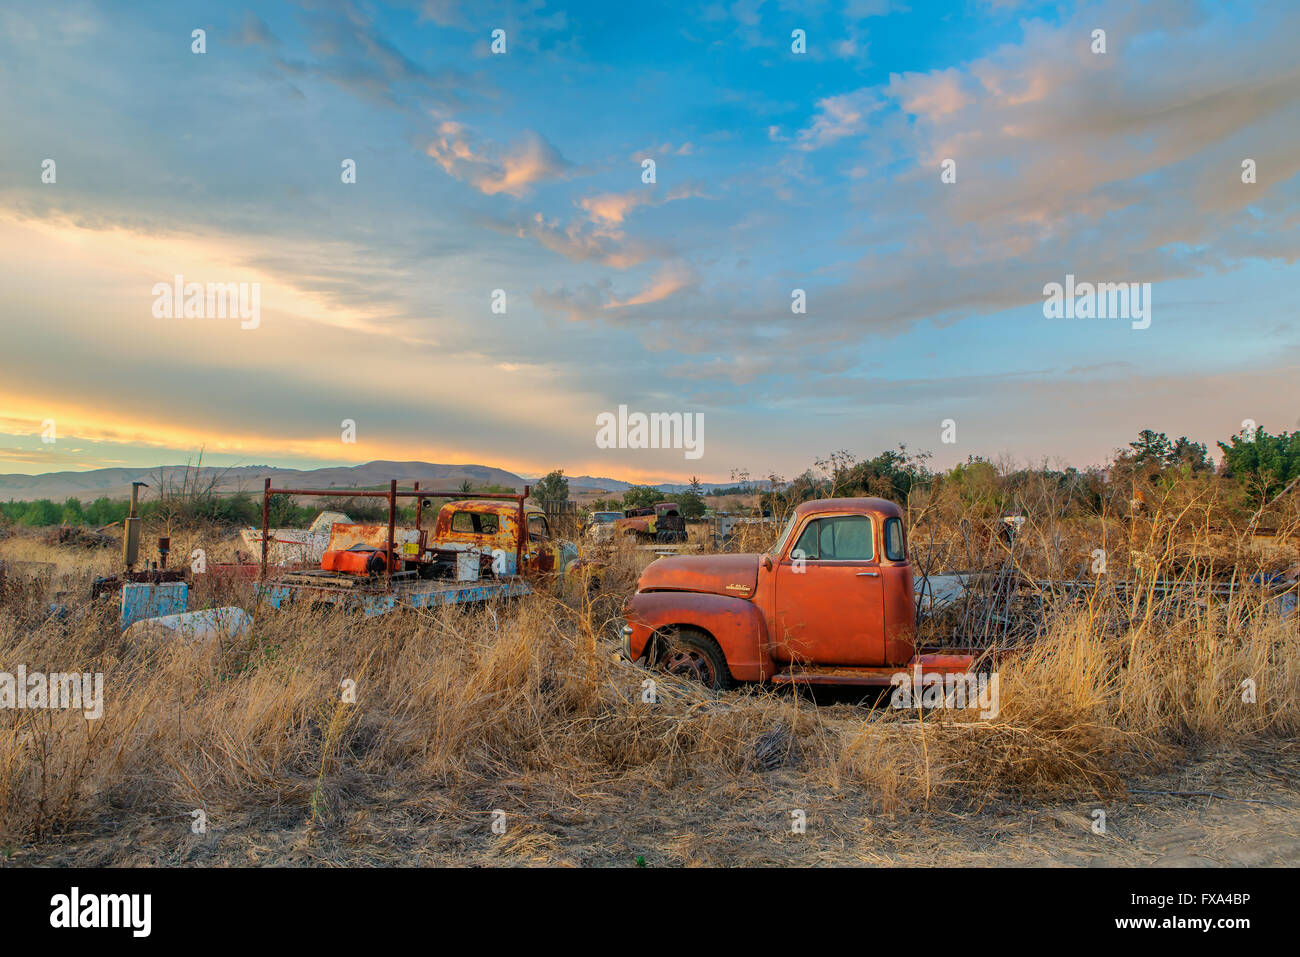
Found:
0,512 -> 1297,863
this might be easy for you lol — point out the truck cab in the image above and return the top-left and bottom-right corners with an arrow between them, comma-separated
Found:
621,497 -> 973,689
433,500 -> 579,577
616,502 -> 687,542
584,510 -> 624,544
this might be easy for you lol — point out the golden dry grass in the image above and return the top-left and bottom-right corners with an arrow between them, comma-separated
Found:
0,513 -> 1297,863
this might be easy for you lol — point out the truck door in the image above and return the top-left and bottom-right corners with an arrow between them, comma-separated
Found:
773,514 -> 885,666
526,514 -> 555,573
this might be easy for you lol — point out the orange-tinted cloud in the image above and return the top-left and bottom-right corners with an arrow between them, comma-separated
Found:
426,122 -> 570,197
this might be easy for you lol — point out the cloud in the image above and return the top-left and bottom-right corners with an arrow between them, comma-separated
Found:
578,190 -> 647,226
495,211 -> 660,268
420,0 -> 570,53
532,260 -> 699,321
578,182 -> 708,226
887,67 -> 972,119
257,2 -> 487,113
735,0 -> 1300,358
530,280 -> 614,323
796,89 -> 883,150
426,123 -> 571,197
605,261 -> 700,308
0,447 -> 125,469
234,12 -> 277,48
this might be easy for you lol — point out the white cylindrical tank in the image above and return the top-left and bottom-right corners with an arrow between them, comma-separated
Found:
125,607 -> 253,644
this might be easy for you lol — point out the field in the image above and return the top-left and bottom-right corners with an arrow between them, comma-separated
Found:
1,475 -> 1298,868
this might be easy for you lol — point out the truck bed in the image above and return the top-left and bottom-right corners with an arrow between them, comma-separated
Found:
258,571 -> 531,616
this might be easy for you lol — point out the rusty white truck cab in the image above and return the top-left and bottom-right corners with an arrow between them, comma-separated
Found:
622,497 -> 974,689
433,500 -> 579,577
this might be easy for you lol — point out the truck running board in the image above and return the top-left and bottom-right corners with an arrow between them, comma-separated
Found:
772,654 -> 977,688
772,665 -> 905,687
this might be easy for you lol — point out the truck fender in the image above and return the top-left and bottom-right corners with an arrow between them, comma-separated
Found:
625,591 -> 773,682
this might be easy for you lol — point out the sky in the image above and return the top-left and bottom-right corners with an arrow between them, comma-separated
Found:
0,0 -> 1297,485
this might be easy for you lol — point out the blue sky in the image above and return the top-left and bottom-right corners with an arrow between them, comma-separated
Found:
1,0 -> 1297,483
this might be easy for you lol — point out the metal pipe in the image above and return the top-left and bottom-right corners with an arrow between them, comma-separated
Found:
516,484 -> 529,576
260,477 -> 271,582
386,479 -> 397,589
264,487 -> 524,501
123,481 -> 146,571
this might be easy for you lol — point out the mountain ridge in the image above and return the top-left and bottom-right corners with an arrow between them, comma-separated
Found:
0,461 -> 741,502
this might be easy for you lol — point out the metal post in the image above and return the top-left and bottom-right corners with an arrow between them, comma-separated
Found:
516,485 -> 529,575
386,479 -> 397,588
123,481 -> 146,572
260,477 -> 271,582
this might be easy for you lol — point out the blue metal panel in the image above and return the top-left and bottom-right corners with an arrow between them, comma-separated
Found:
120,581 -> 188,630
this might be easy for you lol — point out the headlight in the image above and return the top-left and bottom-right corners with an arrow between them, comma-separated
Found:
620,623 -> 633,660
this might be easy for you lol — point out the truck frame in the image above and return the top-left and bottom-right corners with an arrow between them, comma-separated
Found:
621,497 -> 978,689
254,480 -> 576,616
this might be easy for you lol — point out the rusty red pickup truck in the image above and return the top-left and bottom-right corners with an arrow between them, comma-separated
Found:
621,497 -> 976,689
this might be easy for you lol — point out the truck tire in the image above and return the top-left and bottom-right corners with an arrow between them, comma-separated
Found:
658,627 -> 733,691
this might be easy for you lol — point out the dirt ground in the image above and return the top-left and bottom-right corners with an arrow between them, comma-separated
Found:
9,741 -> 1296,868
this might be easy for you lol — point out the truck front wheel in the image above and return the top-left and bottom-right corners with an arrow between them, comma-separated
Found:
658,627 -> 733,691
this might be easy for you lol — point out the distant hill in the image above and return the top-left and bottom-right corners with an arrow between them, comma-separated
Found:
559,475 -> 634,494
0,460 -> 528,503
533,475 -> 740,496
1,460 -> 745,504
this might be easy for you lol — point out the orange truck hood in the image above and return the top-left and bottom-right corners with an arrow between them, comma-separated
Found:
637,553 -> 759,599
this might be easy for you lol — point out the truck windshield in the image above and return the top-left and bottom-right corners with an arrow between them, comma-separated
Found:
769,513 -> 799,557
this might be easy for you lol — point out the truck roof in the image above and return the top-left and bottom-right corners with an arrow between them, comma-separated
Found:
793,496 -> 904,519
441,499 -> 542,517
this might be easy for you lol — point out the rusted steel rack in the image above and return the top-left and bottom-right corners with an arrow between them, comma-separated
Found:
258,478 -> 530,587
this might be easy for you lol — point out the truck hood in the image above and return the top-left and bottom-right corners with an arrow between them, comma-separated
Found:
636,553 -> 759,599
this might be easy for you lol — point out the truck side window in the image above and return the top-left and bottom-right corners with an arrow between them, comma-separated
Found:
528,514 -> 549,541
451,511 -> 498,534
792,520 -> 820,560
884,517 -> 905,561
818,516 -> 873,560
791,516 -> 874,561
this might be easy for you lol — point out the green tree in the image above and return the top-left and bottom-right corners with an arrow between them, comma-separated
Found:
622,486 -> 666,509
84,496 -> 126,526
943,458 -> 1002,513
1127,429 -> 1174,468
678,491 -> 706,518
1168,436 -> 1211,472
61,497 -> 84,525
20,499 -> 61,526
1217,427 -> 1300,507
533,469 -> 569,502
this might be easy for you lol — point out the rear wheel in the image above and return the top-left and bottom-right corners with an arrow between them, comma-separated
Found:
658,627 -> 733,691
